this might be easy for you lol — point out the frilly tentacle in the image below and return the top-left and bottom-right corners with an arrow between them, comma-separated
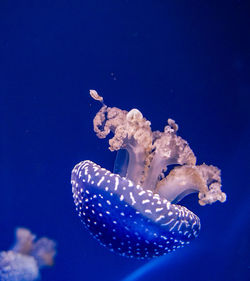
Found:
90,90 -> 226,206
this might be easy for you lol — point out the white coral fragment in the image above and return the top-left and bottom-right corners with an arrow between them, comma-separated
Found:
89,89 -> 104,102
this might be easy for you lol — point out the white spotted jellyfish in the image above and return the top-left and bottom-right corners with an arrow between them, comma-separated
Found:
71,90 -> 227,259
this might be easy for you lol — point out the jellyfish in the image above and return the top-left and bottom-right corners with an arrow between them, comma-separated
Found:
71,90 -> 226,259
0,228 -> 56,281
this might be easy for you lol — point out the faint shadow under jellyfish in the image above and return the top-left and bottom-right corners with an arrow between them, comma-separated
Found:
121,243 -> 199,281
121,198 -> 250,281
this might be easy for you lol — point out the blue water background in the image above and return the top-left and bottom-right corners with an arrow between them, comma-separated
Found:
1,1 -> 249,280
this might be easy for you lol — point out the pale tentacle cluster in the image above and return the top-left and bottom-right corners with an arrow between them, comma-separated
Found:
0,228 -> 56,281
90,90 -> 226,206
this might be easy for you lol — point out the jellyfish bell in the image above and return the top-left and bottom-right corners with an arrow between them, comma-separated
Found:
71,90 -> 226,259
71,160 -> 200,259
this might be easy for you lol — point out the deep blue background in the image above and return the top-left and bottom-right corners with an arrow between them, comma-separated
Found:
0,1 -> 249,281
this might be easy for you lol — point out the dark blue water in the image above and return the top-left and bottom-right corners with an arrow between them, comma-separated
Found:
1,1 -> 249,280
